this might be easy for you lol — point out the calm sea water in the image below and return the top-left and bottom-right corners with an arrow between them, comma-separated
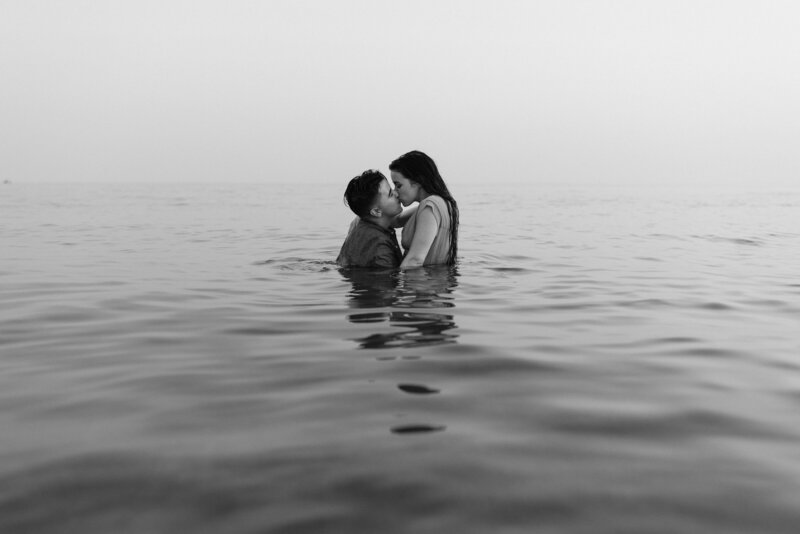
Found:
2,181 -> 800,533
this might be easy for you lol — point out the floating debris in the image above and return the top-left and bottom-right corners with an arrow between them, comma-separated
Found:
397,383 -> 440,395
391,424 -> 446,434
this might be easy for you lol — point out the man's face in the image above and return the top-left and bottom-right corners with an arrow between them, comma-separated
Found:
373,179 -> 402,217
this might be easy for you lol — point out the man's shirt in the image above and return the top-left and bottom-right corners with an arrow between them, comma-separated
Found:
336,219 -> 402,268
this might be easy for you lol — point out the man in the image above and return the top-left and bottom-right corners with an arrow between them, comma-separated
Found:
336,170 -> 403,268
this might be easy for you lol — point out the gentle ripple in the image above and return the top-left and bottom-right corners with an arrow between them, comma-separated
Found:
1,182 -> 800,533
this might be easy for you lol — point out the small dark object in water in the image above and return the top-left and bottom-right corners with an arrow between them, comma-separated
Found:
397,383 -> 440,394
391,424 -> 446,434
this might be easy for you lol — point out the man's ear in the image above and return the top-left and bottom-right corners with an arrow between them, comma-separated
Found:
369,206 -> 381,218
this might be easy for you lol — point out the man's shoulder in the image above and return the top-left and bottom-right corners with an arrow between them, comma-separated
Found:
351,219 -> 396,240
352,218 -> 381,232
338,219 -> 400,268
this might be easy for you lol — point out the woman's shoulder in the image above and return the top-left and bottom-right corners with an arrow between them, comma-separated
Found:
420,195 -> 448,210
418,195 -> 448,215
417,195 -> 449,226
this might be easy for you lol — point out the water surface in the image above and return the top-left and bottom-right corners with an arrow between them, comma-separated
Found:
2,182 -> 800,533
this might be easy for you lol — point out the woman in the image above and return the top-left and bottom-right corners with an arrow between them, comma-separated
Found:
390,150 -> 459,268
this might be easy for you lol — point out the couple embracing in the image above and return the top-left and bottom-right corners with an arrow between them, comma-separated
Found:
336,151 -> 459,270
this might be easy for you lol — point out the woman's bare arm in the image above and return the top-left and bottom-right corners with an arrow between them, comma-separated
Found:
399,206 -> 437,269
392,204 -> 418,228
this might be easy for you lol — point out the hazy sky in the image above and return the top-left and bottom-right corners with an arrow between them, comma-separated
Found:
2,0 -> 798,186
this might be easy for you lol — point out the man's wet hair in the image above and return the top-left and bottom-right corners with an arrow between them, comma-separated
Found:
343,170 -> 386,218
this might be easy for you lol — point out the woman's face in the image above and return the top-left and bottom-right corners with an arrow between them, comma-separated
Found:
391,171 -> 419,207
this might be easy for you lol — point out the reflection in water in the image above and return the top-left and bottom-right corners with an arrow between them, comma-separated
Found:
340,269 -> 400,309
340,266 -> 459,349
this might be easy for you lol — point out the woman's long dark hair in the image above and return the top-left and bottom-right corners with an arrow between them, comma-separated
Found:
389,150 -> 459,265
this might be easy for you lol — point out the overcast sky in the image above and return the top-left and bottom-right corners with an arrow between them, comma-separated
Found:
2,0 -> 798,186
